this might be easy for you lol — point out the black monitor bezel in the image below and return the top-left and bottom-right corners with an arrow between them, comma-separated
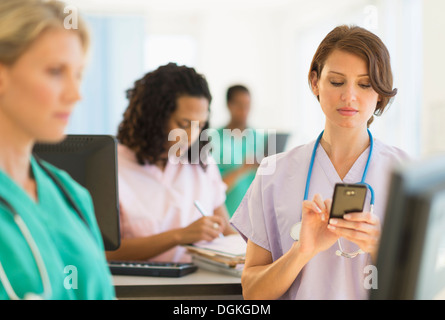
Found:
33,135 -> 121,251
371,155 -> 445,299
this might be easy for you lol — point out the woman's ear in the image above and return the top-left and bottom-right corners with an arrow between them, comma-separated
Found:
310,71 -> 319,97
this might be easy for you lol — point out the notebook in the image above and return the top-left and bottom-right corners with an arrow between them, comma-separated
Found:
186,234 -> 246,258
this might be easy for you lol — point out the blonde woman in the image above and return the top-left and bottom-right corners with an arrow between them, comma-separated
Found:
0,0 -> 114,299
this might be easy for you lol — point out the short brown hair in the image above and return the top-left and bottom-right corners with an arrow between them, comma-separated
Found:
308,25 -> 397,127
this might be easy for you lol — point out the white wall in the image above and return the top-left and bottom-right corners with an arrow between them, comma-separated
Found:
422,0 -> 445,156
143,5 -> 291,132
141,0 -> 374,136
70,0 -> 436,157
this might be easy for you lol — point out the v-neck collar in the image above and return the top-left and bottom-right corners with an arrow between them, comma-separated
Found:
148,159 -> 176,184
315,141 -> 373,186
0,156 -> 41,208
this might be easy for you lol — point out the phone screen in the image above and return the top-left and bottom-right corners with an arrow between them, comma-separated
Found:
329,183 -> 367,218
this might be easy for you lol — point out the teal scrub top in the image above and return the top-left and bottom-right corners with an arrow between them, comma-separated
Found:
0,157 -> 115,300
214,127 -> 266,217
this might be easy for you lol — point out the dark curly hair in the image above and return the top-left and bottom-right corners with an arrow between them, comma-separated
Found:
117,63 -> 212,169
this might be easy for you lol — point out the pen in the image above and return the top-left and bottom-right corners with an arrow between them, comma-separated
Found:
194,200 -> 224,238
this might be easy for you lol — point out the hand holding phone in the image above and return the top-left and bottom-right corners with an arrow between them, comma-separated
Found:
329,183 -> 367,219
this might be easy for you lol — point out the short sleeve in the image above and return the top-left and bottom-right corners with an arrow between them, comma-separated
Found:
230,162 -> 271,252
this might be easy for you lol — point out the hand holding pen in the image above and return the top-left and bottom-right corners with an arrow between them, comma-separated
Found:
174,201 -> 224,244
194,201 -> 224,239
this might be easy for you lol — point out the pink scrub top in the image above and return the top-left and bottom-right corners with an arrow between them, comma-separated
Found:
117,144 -> 227,262
231,137 -> 410,299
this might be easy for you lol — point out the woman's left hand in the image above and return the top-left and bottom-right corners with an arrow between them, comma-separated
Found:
327,211 -> 381,262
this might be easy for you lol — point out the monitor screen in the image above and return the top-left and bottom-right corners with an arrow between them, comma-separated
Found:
265,132 -> 290,156
371,155 -> 445,300
33,135 -> 120,251
415,188 -> 445,299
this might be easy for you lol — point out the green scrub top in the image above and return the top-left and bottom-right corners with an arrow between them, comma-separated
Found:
0,157 -> 115,300
214,127 -> 266,217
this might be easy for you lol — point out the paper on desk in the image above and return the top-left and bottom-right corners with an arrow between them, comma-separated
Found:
190,234 -> 246,257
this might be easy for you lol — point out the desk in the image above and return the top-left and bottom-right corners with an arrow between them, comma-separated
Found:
112,268 -> 243,300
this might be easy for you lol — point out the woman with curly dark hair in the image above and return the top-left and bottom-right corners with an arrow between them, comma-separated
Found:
107,63 -> 235,262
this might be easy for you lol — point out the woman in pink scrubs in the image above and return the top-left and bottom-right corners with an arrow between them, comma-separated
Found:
107,63 -> 235,263
231,25 -> 410,299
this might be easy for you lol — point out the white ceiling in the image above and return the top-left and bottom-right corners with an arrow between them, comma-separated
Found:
70,0 -> 295,8
69,0 -> 313,14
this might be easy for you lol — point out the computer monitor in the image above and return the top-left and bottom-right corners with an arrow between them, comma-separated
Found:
265,132 -> 290,156
33,135 -> 121,251
371,155 -> 445,300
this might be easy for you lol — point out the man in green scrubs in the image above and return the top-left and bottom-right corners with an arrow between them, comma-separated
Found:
214,85 -> 266,217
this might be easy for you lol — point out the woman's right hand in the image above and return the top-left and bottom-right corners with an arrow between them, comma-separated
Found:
178,216 -> 224,244
296,194 -> 339,257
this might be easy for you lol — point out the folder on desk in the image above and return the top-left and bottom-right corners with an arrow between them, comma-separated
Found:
184,234 -> 246,277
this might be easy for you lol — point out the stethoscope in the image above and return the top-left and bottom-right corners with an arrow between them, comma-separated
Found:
0,156 -> 88,300
290,129 -> 375,258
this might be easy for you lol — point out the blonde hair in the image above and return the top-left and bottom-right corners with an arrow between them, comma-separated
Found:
0,0 -> 90,65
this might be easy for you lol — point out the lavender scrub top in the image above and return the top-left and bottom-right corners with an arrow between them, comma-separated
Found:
230,137 -> 410,300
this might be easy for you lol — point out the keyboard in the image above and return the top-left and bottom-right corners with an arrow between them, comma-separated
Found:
108,260 -> 198,277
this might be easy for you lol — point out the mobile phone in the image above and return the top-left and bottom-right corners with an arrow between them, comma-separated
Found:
329,183 -> 367,219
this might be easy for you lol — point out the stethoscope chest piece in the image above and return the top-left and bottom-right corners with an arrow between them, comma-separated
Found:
290,222 -> 301,241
